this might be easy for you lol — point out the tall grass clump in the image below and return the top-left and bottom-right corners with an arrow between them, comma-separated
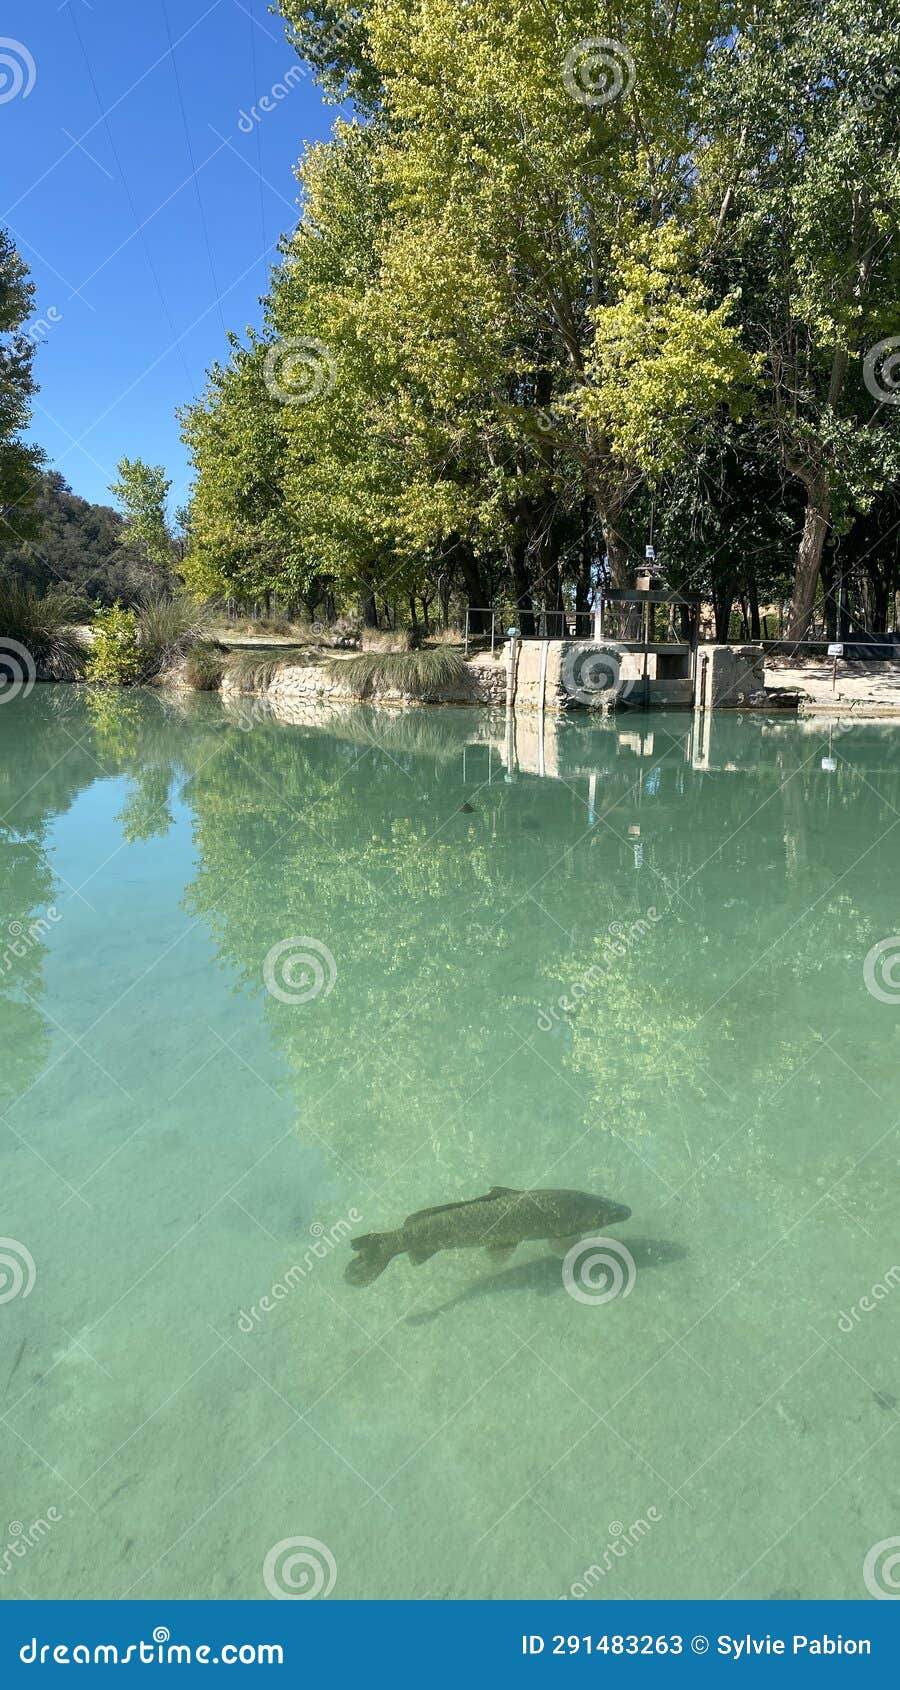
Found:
183,640 -> 228,690
360,626 -> 414,653
326,647 -> 468,700
135,591 -> 212,678
224,648 -> 309,692
0,582 -> 85,680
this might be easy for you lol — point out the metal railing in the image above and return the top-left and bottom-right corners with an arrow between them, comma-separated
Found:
463,607 -> 597,654
760,636 -> 899,661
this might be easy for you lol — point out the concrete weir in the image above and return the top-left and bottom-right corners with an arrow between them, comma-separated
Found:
507,638 -> 766,713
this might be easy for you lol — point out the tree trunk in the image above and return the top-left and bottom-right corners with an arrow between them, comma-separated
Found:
787,480 -> 831,639
360,580 -> 378,627
872,574 -> 890,633
510,540 -> 535,636
457,547 -> 488,634
601,517 -> 631,588
713,584 -> 734,642
574,506 -> 594,625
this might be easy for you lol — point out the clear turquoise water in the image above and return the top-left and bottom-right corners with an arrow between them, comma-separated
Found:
1,687 -> 899,1601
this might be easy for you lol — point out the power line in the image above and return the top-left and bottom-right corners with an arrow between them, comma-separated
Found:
248,8 -> 267,256
160,0 -> 228,341
66,3 -> 194,395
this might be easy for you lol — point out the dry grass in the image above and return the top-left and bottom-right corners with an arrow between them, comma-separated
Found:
136,592 -> 213,678
183,640 -> 228,690
325,647 -> 468,700
224,647 -> 316,692
360,627 -> 414,653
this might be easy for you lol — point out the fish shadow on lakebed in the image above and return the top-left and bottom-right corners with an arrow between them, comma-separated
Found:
405,1236 -> 686,1325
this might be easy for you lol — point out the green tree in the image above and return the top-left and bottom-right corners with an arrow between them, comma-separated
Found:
110,457 -> 174,579
704,0 -> 900,635
0,228 -> 43,546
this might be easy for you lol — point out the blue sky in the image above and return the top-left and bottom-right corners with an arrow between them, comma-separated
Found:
2,0 -> 335,512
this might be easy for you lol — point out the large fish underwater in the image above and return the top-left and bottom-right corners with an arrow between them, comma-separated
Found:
345,1185 -> 631,1286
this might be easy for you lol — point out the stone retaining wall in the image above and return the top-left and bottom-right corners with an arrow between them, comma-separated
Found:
217,641 -> 769,714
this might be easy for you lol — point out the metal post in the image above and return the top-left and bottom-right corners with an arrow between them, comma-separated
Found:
464,608 -> 470,658
505,627 -> 519,713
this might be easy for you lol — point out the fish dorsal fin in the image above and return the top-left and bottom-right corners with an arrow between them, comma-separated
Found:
404,1198 -> 474,1225
404,1188 -> 520,1227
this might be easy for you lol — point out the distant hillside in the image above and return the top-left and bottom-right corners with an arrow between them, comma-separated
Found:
0,470 -> 157,605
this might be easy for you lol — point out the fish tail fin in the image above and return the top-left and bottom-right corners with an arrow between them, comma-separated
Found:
345,1231 -> 402,1287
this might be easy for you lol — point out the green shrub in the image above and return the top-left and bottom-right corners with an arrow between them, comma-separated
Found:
326,647 -> 468,699
184,640 -> 228,690
0,582 -> 86,681
86,605 -> 141,684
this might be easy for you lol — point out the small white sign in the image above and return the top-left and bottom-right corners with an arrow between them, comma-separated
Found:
827,642 -> 843,657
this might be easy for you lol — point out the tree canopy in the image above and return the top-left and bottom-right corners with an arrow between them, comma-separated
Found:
0,227 -> 43,548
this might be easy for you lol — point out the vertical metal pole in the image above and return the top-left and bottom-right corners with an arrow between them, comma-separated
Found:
464,609 -> 470,658
505,627 -> 519,713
